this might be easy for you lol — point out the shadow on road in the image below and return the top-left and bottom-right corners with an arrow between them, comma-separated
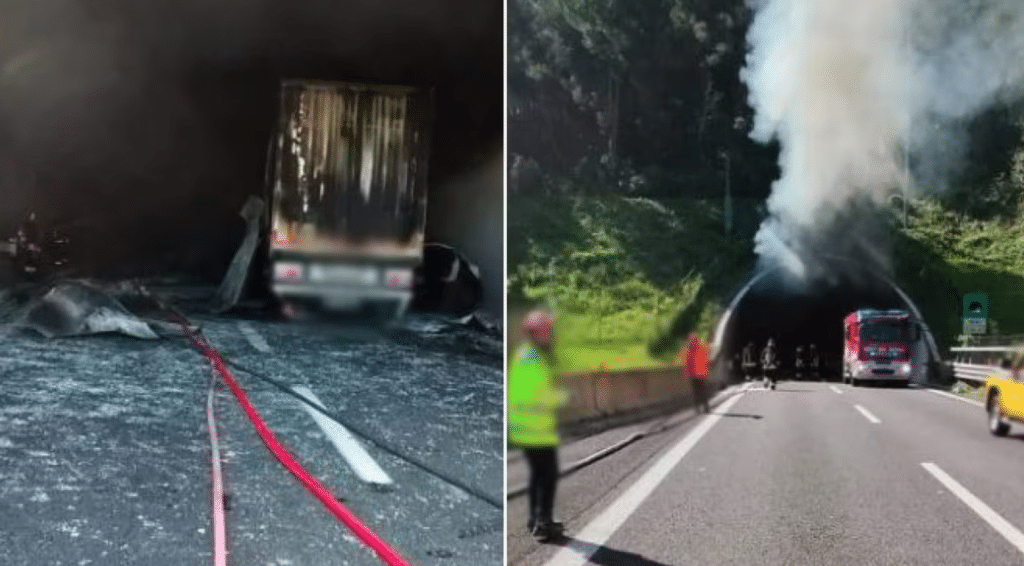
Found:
718,412 -> 762,419
554,537 -> 676,566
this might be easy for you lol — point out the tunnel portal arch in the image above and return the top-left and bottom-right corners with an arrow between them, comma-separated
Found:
710,255 -> 941,381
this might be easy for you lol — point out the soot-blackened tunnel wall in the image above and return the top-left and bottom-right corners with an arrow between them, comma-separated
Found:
0,0 -> 502,288
716,264 -> 930,378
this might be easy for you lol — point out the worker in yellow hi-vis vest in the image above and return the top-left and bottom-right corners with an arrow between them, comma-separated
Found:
508,309 -> 567,542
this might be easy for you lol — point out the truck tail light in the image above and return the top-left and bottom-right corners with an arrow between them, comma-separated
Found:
273,230 -> 295,245
274,262 -> 304,282
384,268 -> 413,289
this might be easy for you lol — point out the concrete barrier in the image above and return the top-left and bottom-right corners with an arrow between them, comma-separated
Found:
558,365 -> 714,437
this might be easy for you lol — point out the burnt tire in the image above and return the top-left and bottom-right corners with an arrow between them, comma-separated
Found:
989,393 -> 1011,437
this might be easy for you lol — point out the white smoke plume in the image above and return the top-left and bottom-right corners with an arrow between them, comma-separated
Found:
742,0 -> 1024,278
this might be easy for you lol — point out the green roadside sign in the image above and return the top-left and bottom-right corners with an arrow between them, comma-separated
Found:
963,292 -> 988,334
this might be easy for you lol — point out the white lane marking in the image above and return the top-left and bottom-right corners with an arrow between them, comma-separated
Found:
830,386 -> 843,395
542,390 -> 747,566
928,388 -> 985,408
206,384 -> 228,566
237,321 -> 271,353
292,386 -> 393,486
854,404 -> 881,424
922,462 -> 1024,554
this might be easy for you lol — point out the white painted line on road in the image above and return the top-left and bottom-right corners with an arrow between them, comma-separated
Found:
292,386 -> 393,486
922,462 -> 1024,555
206,384 -> 228,566
854,404 -> 881,424
542,390 -> 747,566
830,385 -> 843,395
237,321 -> 272,353
928,388 -> 985,408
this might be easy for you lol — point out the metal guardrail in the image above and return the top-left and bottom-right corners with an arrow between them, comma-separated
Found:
955,335 -> 1024,347
950,346 -> 1024,353
948,346 -> 1022,385
951,363 -> 1001,385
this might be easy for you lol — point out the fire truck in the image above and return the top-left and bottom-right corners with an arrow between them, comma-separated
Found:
842,309 -> 924,386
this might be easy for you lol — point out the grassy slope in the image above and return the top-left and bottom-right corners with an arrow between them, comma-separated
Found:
895,200 -> 1024,351
510,193 -> 1024,374
508,194 -> 757,373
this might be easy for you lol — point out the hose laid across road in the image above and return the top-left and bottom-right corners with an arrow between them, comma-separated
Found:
205,376 -> 228,566
181,318 -> 412,566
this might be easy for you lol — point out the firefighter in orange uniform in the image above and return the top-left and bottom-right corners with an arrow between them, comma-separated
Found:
683,332 -> 711,413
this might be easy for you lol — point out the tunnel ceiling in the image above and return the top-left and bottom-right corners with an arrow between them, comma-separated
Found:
0,0 -> 501,279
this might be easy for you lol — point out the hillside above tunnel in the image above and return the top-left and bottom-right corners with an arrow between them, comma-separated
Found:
508,193 -> 1024,372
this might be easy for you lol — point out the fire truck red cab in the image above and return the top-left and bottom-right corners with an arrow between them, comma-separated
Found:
843,309 -> 923,386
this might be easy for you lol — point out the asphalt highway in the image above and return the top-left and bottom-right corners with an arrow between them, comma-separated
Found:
508,381 -> 1024,566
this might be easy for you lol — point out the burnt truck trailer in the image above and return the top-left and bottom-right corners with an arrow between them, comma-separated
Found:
265,80 -> 433,319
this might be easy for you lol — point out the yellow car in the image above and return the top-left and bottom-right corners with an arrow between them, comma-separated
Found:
986,370 -> 1024,436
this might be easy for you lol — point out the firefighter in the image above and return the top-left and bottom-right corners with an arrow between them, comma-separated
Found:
14,212 -> 42,281
742,341 -> 758,381
762,338 -> 779,389
508,309 -> 566,542
683,332 -> 711,413
809,343 -> 820,379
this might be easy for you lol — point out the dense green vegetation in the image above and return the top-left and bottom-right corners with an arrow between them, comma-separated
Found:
508,193 -> 759,373
508,0 -> 1024,373
510,194 -> 1024,373
895,200 -> 1024,351
509,0 -> 779,199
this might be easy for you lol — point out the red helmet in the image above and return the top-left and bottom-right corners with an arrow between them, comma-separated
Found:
523,310 -> 554,345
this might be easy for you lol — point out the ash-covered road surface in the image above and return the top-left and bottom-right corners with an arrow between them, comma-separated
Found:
0,289 -> 503,566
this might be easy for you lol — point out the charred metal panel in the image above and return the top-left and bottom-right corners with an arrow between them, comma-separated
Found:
270,81 -> 432,256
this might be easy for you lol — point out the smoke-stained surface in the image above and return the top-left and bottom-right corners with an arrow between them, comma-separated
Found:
742,0 -> 1024,278
424,147 -> 503,322
0,0 -> 501,279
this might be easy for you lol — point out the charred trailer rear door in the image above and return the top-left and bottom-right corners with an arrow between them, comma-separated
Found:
267,80 -> 433,317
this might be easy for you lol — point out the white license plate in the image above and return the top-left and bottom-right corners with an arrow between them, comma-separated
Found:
309,264 -> 378,285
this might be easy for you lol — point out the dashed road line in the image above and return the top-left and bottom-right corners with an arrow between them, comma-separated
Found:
541,390 -> 747,566
830,385 -> 843,394
237,321 -> 272,353
922,462 -> 1024,554
927,388 -> 985,408
292,386 -> 393,486
854,404 -> 881,424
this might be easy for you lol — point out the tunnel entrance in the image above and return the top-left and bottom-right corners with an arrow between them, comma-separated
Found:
0,1 -> 502,288
721,266 -> 911,381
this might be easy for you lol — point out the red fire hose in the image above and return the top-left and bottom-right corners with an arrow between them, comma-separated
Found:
185,322 -> 412,566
